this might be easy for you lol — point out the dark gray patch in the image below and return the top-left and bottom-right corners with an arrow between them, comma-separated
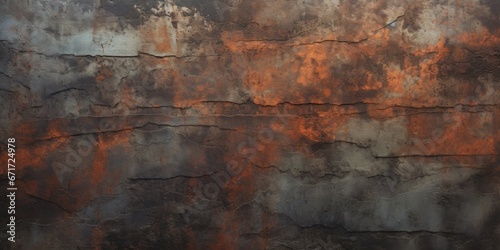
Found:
479,0 -> 500,32
142,69 -> 175,106
43,27 -> 61,40
77,0 -> 96,13
173,0 -> 240,23
0,42 -> 13,70
100,0 -> 159,27
64,57 -> 91,73
310,142 -> 332,153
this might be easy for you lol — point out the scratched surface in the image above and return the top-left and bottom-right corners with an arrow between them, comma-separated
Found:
0,0 -> 499,249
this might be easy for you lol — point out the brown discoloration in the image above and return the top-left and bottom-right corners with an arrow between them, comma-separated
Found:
141,17 -> 175,55
403,4 -> 423,32
405,112 -> 495,156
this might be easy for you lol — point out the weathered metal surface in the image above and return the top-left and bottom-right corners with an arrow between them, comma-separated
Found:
0,0 -> 499,249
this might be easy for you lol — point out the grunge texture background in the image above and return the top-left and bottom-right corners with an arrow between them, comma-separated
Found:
0,0 -> 499,249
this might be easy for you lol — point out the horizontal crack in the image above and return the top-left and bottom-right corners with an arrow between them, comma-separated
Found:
127,170 -> 225,181
26,193 -> 73,213
5,47 -> 220,59
28,122 -> 237,144
372,153 -> 497,158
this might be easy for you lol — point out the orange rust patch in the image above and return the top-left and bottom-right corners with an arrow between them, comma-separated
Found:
404,113 -> 495,156
96,66 -> 113,82
294,44 -> 331,86
141,17 -> 174,54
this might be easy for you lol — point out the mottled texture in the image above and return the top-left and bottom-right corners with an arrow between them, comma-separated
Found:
0,0 -> 499,249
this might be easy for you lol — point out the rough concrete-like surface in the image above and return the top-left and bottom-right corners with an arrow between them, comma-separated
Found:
0,0 -> 499,249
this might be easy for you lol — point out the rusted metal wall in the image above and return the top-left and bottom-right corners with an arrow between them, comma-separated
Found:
0,0 -> 499,249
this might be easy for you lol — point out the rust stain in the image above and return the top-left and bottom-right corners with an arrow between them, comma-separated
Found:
95,65 -> 113,83
404,113 -> 495,156
3,1 -> 500,248
141,17 -> 174,54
